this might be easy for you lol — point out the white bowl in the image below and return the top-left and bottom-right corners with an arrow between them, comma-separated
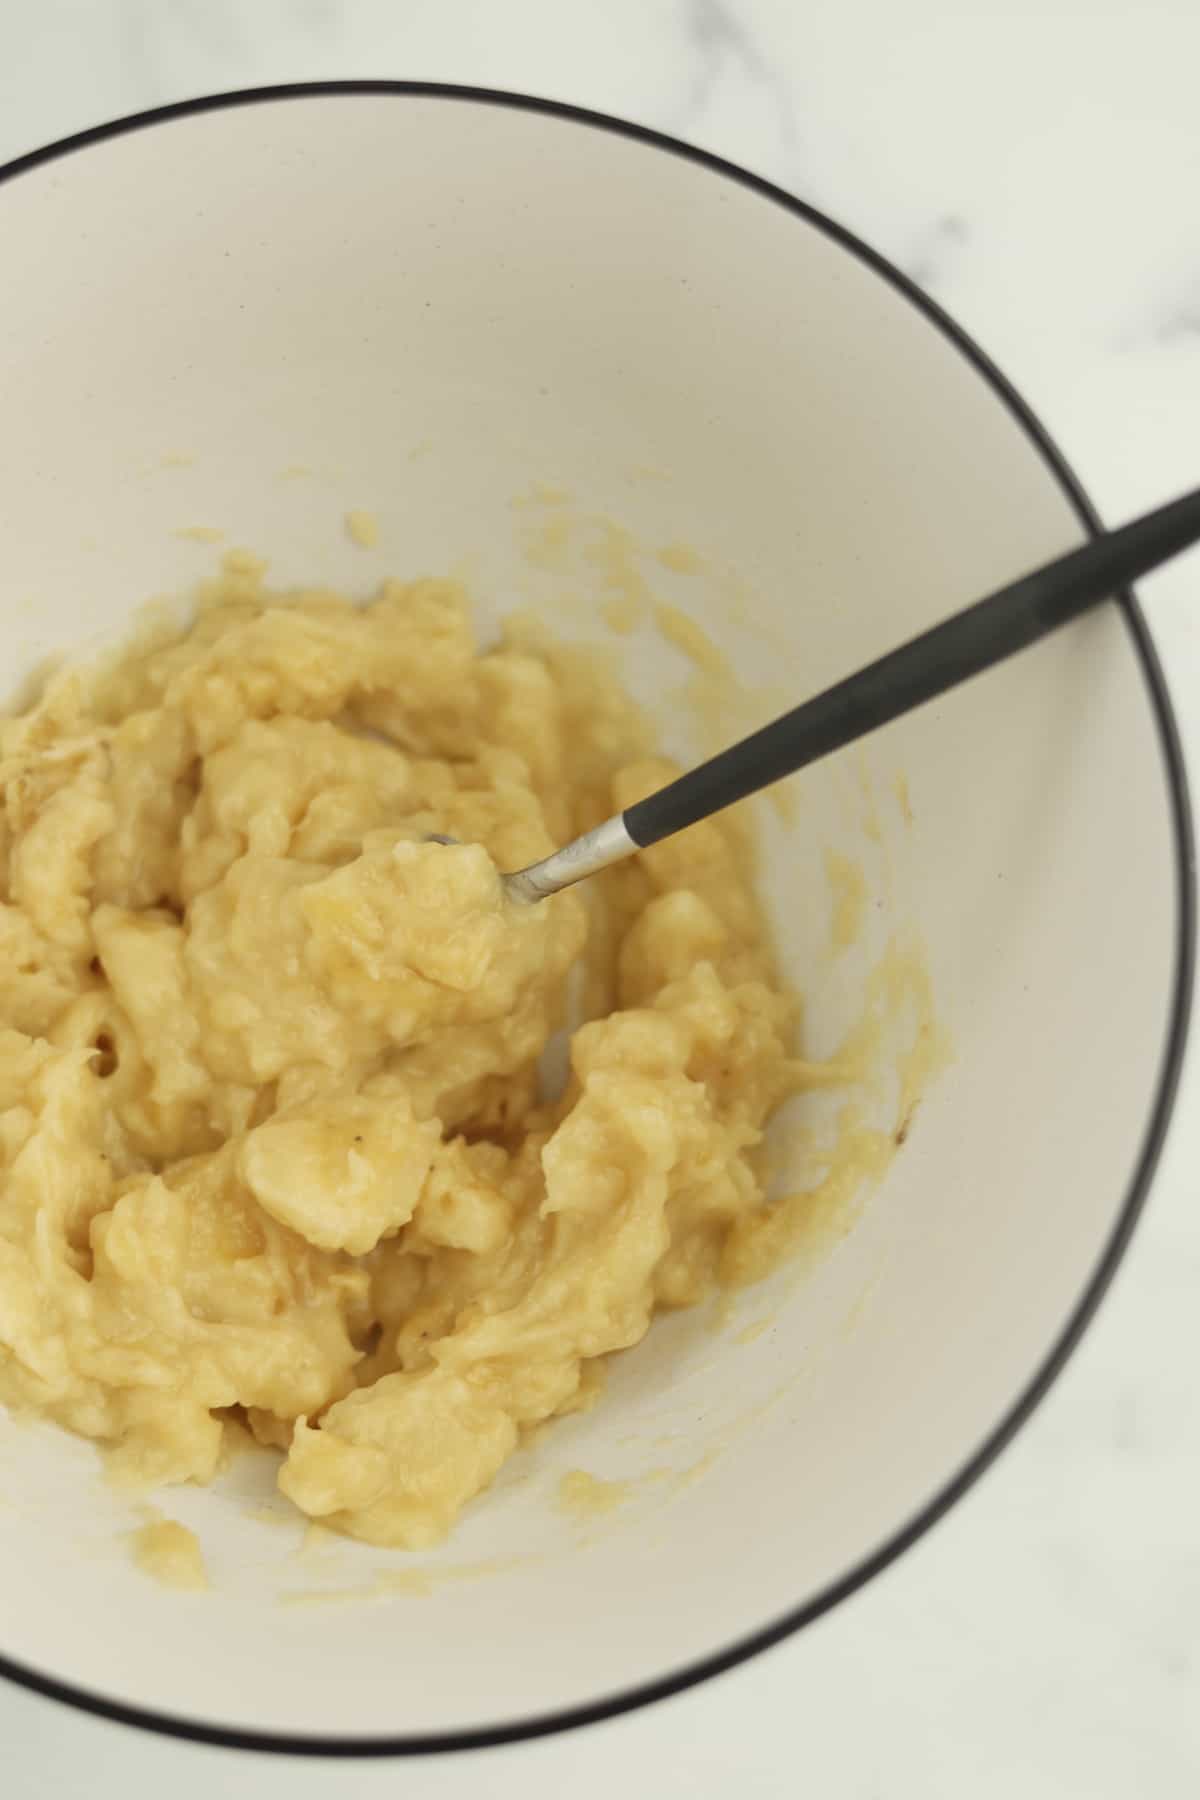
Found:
0,85 -> 1191,1757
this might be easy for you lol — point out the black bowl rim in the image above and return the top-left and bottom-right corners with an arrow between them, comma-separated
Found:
0,79 -> 1193,1761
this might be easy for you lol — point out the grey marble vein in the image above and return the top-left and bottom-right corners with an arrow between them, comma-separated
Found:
670,0 -> 804,186
904,211 -> 970,293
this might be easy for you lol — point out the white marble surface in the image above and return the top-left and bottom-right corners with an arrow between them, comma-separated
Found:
1,2 -> 1198,1794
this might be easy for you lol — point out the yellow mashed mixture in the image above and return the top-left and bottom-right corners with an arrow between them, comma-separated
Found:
0,558 -> 806,1549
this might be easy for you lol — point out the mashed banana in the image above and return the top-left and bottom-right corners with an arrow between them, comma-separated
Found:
0,558 -> 805,1548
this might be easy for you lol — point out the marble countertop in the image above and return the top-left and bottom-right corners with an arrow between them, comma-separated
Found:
1,3 -> 1197,1795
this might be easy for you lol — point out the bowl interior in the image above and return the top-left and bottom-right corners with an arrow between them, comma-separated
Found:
0,91 -> 1183,1747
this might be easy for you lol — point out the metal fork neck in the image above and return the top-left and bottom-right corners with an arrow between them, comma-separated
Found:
502,812 -> 636,903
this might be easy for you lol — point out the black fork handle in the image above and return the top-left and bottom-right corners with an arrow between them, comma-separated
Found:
623,485 -> 1200,848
